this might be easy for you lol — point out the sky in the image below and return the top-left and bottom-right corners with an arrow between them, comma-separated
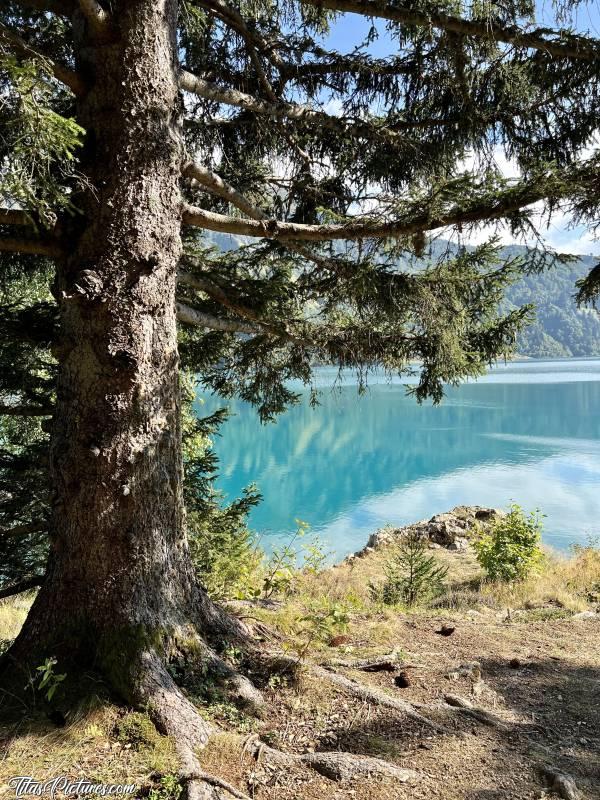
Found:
320,2 -> 600,256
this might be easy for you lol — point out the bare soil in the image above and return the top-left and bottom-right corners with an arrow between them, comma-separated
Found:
197,610 -> 599,800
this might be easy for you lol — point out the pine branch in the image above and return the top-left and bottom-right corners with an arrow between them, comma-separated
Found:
77,0 -> 112,37
0,237 -> 62,257
176,298 -> 311,343
279,54 -> 412,81
194,0 -> 286,70
0,575 -> 44,600
302,0 -> 600,62
182,167 -> 578,241
183,161 -> 267,220
0,522 -> 47,539
176,301 -> 264,334
0,403 -> 54,416
182,160 -> 331,269
179,71 -> 412,145
0,22 -> 86,96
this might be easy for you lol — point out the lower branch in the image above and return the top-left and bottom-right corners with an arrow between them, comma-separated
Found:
0,237 -> 62,258
0,576 -> 44,601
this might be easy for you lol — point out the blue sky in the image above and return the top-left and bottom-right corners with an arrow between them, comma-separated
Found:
320,2 -> 600,256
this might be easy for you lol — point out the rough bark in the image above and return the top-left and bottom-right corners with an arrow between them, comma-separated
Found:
3,0 -> 248,698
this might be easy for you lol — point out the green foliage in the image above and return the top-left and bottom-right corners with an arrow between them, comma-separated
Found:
35,656 -> 66,702
369,532 -> 448,607
2,0 -> 600,617
188,492 -> 262,601
0,55 -> 84,225
474,504 -> 544,582
260,522 -> 330,600
148,775 -> 182,800
284,600 -> 350,661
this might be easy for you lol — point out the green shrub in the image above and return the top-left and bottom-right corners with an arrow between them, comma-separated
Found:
474,504 -> 543,582
369,532 -> 448,606
261,521 -> 329,599
285,600 -> 350,661
148,775 -> 182,800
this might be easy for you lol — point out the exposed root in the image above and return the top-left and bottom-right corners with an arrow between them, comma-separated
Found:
321,656 -> 403,672
309,663 -> 452,734
182,769 -> 252,800
244,735 -> 420,783
541,767 -> 580,800
205,649 -> 267,716
134,650 -> 214,748
133,650 -> 256,800
134,649 -> 423,796
443,693 -> 511,731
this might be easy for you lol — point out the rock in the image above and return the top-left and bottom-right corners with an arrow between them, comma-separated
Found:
348,505 -> 505,559
572,610 -> 598,620
447,537 -> 469,551
445,661 -> 482,681
542,768 -> 580,800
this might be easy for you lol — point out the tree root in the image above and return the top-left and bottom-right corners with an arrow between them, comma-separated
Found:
308,663 -> 452,734
245,735 -> 420,783
135,648 -> 423,798
443,694 -> 511,731
321,656 -> 402,672
204,649 -> 267,716
134,650 -> 256,800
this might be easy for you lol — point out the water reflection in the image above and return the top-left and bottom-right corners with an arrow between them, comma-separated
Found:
198,360 -> 600,557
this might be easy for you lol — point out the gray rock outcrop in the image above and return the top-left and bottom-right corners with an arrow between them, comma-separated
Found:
349,505 -> 504,559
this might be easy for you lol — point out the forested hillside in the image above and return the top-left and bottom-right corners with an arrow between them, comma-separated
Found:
502,248 -> 600,358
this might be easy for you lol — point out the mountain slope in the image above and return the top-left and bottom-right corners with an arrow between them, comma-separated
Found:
501,250 -> 600,357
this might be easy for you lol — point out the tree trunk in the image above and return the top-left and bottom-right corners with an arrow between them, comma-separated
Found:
5,0 -> 241,702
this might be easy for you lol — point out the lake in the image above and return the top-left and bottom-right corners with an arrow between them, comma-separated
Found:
197,358 -> 600,558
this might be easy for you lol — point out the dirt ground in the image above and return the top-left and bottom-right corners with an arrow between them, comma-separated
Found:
200,613 -> 600,800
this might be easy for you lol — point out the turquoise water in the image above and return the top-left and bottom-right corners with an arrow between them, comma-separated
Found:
197,359 -> 600,558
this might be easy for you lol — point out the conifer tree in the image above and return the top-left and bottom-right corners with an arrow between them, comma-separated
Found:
1,0 -> 599,789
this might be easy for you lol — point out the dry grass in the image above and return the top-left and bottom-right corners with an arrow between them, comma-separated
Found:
249,540 -> 600,656
0,704 -> 179,796
0,595 -> 32,647
0,540 -> 599,799
479,543 -> 600,613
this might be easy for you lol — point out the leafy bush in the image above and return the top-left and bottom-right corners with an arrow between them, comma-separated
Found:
148,775 -> 182,800
188,490 -> 262,601
369,532 -> 448,606
261,521 -> 329,600
474,504 -> 543,582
